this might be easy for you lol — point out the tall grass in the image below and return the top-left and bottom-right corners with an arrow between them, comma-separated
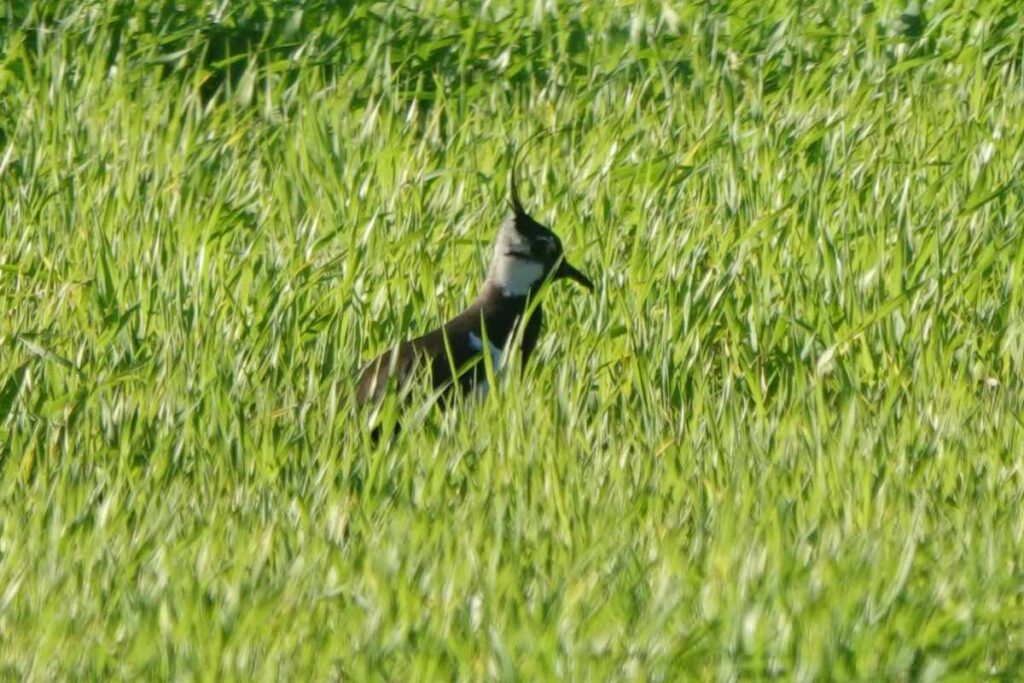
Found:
2,0 -> 1023,678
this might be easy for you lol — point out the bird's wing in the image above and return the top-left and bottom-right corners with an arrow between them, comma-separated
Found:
355,325 -> 485,405
355,340 -> 421,405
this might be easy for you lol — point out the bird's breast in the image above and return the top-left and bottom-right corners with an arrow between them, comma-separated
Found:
468,331 -> 506,374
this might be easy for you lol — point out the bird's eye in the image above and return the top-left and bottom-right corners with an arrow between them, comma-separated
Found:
537,236 -> 558,258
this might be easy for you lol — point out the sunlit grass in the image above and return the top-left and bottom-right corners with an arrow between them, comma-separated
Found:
2,0 -> 1024,678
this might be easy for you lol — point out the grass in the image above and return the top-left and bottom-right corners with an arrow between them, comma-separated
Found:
2,0 -> 1024,678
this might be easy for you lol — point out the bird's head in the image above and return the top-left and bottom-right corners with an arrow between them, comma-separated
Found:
486,149 -> 593,298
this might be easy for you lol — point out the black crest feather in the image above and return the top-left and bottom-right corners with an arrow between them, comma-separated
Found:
508,127 -> 570,218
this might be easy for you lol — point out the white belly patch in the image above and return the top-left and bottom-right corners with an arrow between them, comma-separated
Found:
467,332 -> 505,397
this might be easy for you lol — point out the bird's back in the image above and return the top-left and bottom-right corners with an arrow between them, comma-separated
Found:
355,291 -> 542,407
355,323 -> 475,405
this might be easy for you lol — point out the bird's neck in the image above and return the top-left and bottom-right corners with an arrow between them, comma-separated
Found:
470,282 -> 544,360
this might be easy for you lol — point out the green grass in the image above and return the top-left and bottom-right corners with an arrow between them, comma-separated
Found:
2,0 -> 1024,678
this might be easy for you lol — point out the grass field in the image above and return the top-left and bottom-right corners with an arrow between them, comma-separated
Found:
2,0 -> 1024,678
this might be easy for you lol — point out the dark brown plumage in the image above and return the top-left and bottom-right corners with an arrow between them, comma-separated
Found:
355,282 -> 543,406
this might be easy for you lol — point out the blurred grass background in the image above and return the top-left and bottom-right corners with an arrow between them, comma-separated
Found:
2,0 -> 1024,678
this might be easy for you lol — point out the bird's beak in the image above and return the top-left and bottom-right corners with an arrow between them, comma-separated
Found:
555,258 -> 594,291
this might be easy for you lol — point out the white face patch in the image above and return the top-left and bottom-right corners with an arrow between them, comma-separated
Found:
490,258 -> 545,297
487,224 -> 546,296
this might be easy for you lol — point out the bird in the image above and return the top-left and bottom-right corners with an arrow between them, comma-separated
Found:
355,147 -> 594,430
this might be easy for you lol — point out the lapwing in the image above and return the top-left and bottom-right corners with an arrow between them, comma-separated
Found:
356,150 -> 593,430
